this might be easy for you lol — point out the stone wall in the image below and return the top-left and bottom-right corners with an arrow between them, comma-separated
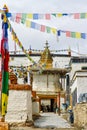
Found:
74,103 -> 87,128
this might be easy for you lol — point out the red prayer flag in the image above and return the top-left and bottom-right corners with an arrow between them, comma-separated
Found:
41,25 -> 45,32
66,31 -> 71,37
45,14 -> 51,20
1,39 -> 5,59
74,13 -> 80,19
15,13 -> 21,23
4,50 -> 9,71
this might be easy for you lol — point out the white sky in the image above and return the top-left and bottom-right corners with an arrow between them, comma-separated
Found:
0,0 -> 87,56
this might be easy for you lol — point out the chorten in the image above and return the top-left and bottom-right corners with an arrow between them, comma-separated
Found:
39,41 -> 53,69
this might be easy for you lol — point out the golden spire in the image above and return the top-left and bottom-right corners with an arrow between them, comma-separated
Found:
39,41 -> 53,69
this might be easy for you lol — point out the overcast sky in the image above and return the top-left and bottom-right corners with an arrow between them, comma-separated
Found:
0,0 -> 87,56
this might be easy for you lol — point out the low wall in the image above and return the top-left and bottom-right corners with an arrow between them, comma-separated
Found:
74,103 -> 87,128
6,84 -> 32,124
32,101 -> 39,115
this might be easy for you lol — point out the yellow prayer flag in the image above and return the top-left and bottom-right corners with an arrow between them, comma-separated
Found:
27,13 -> 33,19
51,28 -> 57,34
2,93 -> 8,116
15,38 -> 18,43
3,15 -> 7,22
85,13 -> 87,18
57,13 -> 62,17
76,32 -> 81,38
12,34 -> 15,40
26,20 -> 31,27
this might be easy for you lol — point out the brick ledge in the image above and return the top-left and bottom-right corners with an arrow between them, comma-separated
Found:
9,84 -> 32,90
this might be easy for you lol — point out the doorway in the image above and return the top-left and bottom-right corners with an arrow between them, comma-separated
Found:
51,99 -> 55,112
40,98 -> 55,112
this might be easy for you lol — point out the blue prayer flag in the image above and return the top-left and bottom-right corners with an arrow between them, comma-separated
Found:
81,33 -> 86,39
31,22 -> 36,28
57,30 -> 61,36
33,14 -> 38,19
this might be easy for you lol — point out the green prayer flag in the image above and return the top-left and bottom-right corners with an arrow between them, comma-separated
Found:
21,13 -> 26,24
46,26 -> 51,33
80,13 -> 86,19
52,14 -> 56,17
2,71 -> 9,116
71,32 -> 76,38
2,71 -> 9,95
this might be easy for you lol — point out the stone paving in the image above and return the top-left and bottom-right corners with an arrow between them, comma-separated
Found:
34,112 -> 72,129
10,113 -> 82,130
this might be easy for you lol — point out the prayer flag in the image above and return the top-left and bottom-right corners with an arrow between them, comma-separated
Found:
38,14 -> 44,19
57,30 -> 61,36
71,32 -> 76,38
35,23 -> 41,30
74,13 -> 80,19
45,14 -> 51,20
80,13 -> 86,19
81,33 -> 86,39
15,13 -> 21,23
57,13 -> 62,17
52,14 -> 56,17
1,38 -> 9,116
2,71 -> 9,116
76,32 -> 81,38
46,26 -> 51,33
21,13 -> 26,24
10,13 -> 16,21
41,25 -> 45,32
1,5 -> 9,116
31,22 -> 36,28
51,28 -> 57,34
66,31 -> 71,37
26,20 -> 31,27
27,13 -> 33,19
33,14 -> 38,19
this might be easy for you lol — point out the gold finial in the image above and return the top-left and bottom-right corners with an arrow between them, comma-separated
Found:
3,4 -> 9,12
45,40 -> 49,49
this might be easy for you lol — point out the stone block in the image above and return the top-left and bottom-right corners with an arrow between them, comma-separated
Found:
0,121 -> 9,130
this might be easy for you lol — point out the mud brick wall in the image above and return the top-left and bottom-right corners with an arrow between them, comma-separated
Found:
74,103 -> 87,127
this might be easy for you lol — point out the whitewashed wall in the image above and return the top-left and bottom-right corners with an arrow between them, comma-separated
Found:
9,56 -> 40,67
6,90 -> 32,123
70,63 -> 87,80
33,74 -> 60,92
9,56 -> 70,69
32,102 -> 39,115
53,57 -> 70,68
71,71 -> 87,103
77,77 -> 87,102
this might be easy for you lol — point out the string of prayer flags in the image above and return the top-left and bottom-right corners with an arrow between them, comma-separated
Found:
7,19 -> 36,63
10,13 -> 87,40
57,30 -> 87,39
12,16 -> 57,35
73,13 -> 87,19
1,11 -> 87,19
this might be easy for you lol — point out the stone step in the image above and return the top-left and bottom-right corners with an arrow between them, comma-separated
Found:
55,128 -> 81,130
10,127 -> 81,130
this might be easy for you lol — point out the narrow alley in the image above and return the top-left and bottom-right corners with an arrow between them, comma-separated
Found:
10,112 -> 82,130
34,112 -> 73,129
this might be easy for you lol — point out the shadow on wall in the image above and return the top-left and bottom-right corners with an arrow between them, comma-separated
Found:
78,93 -> 87,103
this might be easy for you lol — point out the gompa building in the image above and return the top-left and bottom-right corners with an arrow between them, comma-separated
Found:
29,42 -> 69,113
